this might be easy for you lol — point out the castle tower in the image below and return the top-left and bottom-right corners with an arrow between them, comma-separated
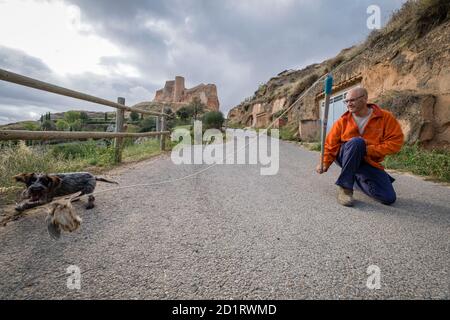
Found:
173,76 -> 185,102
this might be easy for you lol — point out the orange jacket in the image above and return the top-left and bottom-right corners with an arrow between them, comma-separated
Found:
323,104 -> 404,170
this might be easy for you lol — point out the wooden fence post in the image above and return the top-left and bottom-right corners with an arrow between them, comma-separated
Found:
156,115 -> 160,132
114,97 -> 125,163
160,108 -> 166,151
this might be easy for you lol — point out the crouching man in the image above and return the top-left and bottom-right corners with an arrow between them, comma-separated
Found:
316,87 -> 404,207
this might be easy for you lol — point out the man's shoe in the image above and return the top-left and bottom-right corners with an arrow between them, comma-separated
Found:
337,186 -> 354,207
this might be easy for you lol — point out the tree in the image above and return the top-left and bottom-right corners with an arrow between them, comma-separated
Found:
188,97 -> 206,121
23,122 -> 40,131
176,98 -> 206,122
176,107 -> 191,121
163,107 -> 174,117
80,112 -> 89,124
202,111 -> 225,130
70,119 -> 82,131
64,111 -> 81,123
56,119 -> 70,131
138,117 -> 157,132
63,111 -> 83,131
130,111 -> 140,122
41,119 -> 56,131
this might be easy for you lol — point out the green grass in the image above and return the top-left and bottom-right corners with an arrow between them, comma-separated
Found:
305,142 -> 321,152
173,125 -> 192,131
298,141 -> 450,182
383,144 -> 450,182
122,138 -> 161,162
0,138 -> 164,206
279,126 -> 298,141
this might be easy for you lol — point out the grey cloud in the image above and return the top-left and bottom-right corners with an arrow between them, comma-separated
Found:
0,47 -> 156,124
0,46 -> 53,78
64,0 -> 406,109
0,0 -> 407,124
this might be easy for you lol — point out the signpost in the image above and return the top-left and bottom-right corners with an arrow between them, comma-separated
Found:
320,74 -> 333,172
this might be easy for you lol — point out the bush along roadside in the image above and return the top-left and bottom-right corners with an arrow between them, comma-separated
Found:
0,138 -> 166,206
382,143 -> 450,183
298,141 -> 449,183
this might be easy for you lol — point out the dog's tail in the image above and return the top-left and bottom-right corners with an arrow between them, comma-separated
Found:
95,177 -> 119,184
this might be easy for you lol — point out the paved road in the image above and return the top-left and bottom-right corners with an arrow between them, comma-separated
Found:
0,134 -> 449,299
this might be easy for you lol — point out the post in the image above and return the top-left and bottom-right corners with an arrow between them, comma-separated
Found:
156,115 -> 160,132
114,97 -> 125,163
160,108 -> 166,151
320,74 -> 333,172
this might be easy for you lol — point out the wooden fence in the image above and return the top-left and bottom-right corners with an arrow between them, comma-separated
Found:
0,68 -> 170,163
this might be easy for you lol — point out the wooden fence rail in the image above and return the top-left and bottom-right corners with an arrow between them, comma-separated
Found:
0,130 -> 170,141
0,68 -> 167,117
0,68 -> 172,163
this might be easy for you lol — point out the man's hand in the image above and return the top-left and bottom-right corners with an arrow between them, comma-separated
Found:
316,163 -> 329,174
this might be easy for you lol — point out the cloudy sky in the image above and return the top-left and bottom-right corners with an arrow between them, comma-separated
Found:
0,0 -> 406,124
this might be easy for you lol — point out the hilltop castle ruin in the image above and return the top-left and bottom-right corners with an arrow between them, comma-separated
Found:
153,76 -> 220,112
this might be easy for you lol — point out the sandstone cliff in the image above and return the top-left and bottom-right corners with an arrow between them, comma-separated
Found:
228,0 -> 450,149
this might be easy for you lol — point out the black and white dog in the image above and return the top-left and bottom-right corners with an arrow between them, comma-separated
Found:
14,172 -> 118,212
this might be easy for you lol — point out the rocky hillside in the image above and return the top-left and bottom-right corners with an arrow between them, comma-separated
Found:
228,0 -> 450,149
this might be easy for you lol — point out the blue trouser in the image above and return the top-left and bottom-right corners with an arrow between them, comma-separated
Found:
335,137 -> 396,205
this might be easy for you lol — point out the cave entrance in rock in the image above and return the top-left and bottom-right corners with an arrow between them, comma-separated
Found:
246,115 -> 254,127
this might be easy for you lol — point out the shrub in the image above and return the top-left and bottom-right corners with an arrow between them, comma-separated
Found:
80,112 -> 89,124
370,0 -> 450,48
414,0 -> 450,38
383,143 -> 450,182
23,122 -> 40,131
69,119 -> 82,131
279,125 -> 298,141
188,97 -> 206,120
41,119 -> 56,131
272,110 -> 288,121
56,119 -> 70,131
291,74 -> 319,98
327,56 -> 345,71
176,98 -> 207,121
0,142 -> 84,194
50,141 -> 99,159
64,111 -> 81,124
176,107 -> 191,121
130,111 -> 140,122
0,138 -> 164,206
202,111 -> 225,130
139,117 -> 157,132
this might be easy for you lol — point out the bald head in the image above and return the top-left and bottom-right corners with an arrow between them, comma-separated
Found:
347,87 -> 368,99
344,87 -> 370,116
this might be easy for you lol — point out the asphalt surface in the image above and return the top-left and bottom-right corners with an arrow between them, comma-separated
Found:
0,133 -> 449,299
